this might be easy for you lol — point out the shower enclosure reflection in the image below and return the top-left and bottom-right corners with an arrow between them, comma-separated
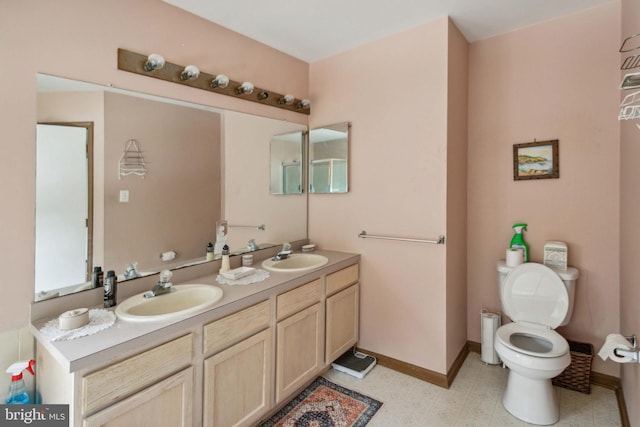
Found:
270,131 -> 305,195
309,122 -> 349,194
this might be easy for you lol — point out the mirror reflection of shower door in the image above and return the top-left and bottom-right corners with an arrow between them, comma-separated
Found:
36,123 -> 93,293
310,159 -> 347,193
310,160 -> 331,193
330,159 -> 347,192
282,163 -> 301,194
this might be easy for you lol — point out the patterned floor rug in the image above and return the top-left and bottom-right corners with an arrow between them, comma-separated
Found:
259,376 -> 383,427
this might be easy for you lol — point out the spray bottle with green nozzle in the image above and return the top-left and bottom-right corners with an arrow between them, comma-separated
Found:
5,360 -> 35,404
510,223 -> 529,262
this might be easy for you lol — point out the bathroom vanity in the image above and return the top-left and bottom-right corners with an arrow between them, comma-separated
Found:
31,250 -> 360,427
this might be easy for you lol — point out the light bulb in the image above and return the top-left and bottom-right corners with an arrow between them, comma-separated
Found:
144,54 -> 165,72
296,99 -> 311,109
180,65 -> 200,81
278,94 -> 295,105
236,82 -> 254,95
210,74 -> 229,89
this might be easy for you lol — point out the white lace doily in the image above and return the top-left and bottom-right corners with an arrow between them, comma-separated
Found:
40,309 -> 116,342
216,269 -> 270,286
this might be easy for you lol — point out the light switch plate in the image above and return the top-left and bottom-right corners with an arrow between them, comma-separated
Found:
119,190 -> 129,203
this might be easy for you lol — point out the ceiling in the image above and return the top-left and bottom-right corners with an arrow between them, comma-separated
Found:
163,0 -> 613,63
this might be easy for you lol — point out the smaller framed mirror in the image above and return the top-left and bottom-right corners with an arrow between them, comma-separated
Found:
309,122 -> 350,194
270,131 -> 305,195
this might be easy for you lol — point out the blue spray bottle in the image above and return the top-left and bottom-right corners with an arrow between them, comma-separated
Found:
5,360 -> 35,404
510,223 -> 529,262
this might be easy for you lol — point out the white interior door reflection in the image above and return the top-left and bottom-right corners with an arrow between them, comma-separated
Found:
36,124 -> 90,293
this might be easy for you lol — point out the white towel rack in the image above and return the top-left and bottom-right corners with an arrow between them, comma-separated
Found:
119,139 -> 146,179
358,230 -> 445,245
229,224 -> 266,231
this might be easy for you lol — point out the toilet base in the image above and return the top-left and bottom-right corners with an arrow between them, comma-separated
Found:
502,370 -> 560,425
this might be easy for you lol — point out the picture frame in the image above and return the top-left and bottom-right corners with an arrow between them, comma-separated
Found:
513,139 -> 559,181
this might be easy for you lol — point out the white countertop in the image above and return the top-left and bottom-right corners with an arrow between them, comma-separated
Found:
31,249 -> 360,373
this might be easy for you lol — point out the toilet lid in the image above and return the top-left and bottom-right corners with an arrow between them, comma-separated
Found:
502,263 -> 569,328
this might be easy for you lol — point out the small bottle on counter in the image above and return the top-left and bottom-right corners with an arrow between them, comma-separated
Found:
242,254 -> 253,267
91,266 -> 104,288
103,270 -> 117,308
219,245 -> 231,274
206,242 -> 214,261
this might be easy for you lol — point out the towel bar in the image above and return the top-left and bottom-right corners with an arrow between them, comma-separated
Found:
358,230 -> 445,245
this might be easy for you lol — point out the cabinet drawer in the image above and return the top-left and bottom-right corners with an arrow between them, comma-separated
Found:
203,300 -> 270,355
84,367 -> 194,427
277,279 -> 322,320
326,264 -> 359,296
82,334 -> 193,415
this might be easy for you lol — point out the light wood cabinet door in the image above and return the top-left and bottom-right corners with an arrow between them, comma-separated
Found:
275,302 -> 323,403
83,367 -> 193,427
326,283 -> 359,363
203,329 -> 272,427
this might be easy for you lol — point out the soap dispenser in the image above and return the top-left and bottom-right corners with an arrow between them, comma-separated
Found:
219,245 -> 231,274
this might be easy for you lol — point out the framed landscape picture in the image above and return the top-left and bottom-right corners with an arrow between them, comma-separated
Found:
513,140 -> 559,181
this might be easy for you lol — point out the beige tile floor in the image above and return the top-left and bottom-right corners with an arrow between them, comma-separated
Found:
323,352 -> 622,426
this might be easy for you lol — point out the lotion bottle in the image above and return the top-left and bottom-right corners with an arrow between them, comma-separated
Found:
206,242 -> 214,261
219,245 -> 230,274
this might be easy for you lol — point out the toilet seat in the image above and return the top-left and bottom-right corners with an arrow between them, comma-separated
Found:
496,322 -> 569,358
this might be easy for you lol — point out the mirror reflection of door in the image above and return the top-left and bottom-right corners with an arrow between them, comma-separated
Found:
282,163 -> 301,194
35,123 -> 93,294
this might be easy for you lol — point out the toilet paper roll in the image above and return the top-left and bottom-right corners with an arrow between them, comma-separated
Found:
160,250 -> 176,262
598,333 -> 634,363
506,248 -> 524,267
58,308 -> 90,330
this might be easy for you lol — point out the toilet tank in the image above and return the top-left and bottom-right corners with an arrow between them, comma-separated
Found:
497,261 -> 579,326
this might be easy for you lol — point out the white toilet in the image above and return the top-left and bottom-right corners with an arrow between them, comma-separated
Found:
494,261 -> 579,425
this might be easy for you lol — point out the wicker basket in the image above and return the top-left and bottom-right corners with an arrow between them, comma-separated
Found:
552,341 -> 594,394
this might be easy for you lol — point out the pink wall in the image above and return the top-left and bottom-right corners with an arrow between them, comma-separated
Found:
446,22 -> 469,368
620,0 -> 640,424
0,0 -> 308,332
309,18 -> 464,374
467,3 -> 621,376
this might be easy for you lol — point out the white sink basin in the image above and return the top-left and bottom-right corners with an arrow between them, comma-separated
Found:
115,284 -> 223,322
261,253 -> 329,272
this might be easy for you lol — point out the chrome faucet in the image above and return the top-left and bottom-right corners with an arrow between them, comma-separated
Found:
123,262 -> 140,280
247,239 -> 260,251
274,242 -> 293,260
144,270 -> 174,298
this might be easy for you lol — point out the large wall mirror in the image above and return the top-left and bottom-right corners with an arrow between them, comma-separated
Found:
35,74 -> 307,300
309,122 -> 349,193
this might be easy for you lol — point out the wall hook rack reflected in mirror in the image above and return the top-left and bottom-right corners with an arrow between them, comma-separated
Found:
117,49 -> 310,115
